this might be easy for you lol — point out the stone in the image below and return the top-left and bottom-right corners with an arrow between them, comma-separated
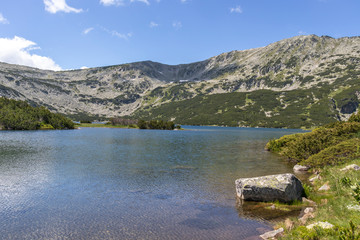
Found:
309,175 -> 319,183
293,164 -> 310,172
299,212 -> 315,225
318,182 -> 330,191
299,207 -> 315,224
284,218 -> 294,230
303,207 -> 315,214
235,173 -> 304,203
306,221 -> 334,230
347,205 -> 360,211
302,197 -> 317,206
340,164 -> 360,171
321,199 -> 328,205
259,228 -> 284,240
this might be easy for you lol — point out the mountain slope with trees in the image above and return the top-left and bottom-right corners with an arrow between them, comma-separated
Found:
0,35 -> 360,128
0,97 -> 74,130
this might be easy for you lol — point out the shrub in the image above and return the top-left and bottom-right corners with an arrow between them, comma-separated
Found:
0,97 -> 74,130
301,138 -> 360,167
349,111 -> 360,123
267,122 -> 360,163
265,133 -> 302,152
136,119 -> 176,130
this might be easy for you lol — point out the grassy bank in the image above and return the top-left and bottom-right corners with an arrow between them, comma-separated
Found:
278,159 -> 360,239
264,111 -> 360,239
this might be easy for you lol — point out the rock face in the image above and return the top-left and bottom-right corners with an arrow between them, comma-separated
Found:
235,173 -> 304,203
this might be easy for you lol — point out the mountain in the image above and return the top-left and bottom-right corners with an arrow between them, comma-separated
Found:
1,35 -> 360,128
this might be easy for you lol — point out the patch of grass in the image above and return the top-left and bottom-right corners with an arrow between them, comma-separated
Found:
280,159 -> 360,239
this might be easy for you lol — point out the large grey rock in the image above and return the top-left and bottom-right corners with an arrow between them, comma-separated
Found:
235,173 -> 304,203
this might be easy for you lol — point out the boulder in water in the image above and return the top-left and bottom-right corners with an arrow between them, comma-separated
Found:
235,173 -> 304,203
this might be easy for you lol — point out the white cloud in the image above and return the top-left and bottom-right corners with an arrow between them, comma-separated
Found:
101,26 -> 133,40
44,0 -> 83,14
172,21 -> 182,30
0,13 -> 9,24
81,66 -> 89,69
230,6 -> 242,14
100,0 -> 149,6
100,0 -> 124,6
180,0 -> 187,3
112,31 -> 133,40
0,36 -> 61,71
131,0 -> 150,5
83,27 -> 94,35
150,21 -> 159,28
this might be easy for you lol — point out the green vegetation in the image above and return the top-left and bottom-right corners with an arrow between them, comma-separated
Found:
279,159 -> 360,239
137,119 -> 178,130
76,123 -> 137,129
133,88 -> 342,129
266,114 -> 360,167
0,97 -> 74,130
266,111 -> 360,239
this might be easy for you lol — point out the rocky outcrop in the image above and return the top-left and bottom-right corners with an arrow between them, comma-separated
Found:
235,173 -> 304,203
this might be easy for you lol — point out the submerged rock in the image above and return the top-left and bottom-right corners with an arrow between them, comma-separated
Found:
235,173 -> 304,203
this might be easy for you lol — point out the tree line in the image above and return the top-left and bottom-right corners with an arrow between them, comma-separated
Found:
0,97 -> 75,130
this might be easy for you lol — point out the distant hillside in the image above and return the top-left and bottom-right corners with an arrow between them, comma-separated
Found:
0,35 -> 360,128
0,97 -> 74,130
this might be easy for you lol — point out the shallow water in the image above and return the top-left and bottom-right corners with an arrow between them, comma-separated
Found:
0,126 -> 304,239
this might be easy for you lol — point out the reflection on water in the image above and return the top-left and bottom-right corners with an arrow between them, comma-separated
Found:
0,126 -> 304,239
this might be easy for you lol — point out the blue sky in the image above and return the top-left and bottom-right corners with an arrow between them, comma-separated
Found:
0,0 -> 359,70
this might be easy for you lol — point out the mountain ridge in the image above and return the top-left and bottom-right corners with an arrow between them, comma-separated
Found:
1,34 -> 360,128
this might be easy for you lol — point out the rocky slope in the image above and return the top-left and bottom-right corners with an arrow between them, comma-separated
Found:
1,35 -> 360,127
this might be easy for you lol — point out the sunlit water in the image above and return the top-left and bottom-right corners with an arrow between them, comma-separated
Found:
0,126 -> 304,240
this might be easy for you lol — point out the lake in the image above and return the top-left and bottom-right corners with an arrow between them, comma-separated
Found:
0,126 -> 304,240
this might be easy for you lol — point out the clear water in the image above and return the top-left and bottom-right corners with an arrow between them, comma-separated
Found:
0,126 -> 304,240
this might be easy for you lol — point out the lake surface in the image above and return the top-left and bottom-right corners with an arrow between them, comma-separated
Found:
0,126 -> 304,240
